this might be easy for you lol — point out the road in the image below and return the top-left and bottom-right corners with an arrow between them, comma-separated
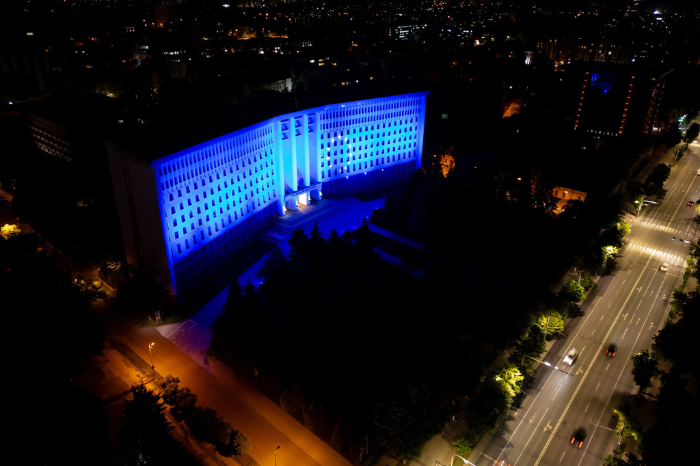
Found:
90,299 -> 352,466
468,143 -> 700,466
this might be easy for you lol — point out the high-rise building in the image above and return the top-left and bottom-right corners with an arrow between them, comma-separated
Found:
572,65 -> 672,137
107,91 -> 429,295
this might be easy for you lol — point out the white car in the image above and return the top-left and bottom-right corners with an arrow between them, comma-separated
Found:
563,348 -> 578,365
659,263 -> 669,272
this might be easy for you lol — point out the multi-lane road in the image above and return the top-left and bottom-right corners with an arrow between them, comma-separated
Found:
469,142 -> 700,466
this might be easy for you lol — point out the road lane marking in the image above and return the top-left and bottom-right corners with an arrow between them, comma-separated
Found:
560,452 -> 566,462
493,294 -> 606,463
606,364 -> 610,371
552,384 -> 563,401
579,258 -> 675,466
591,329 -> 595,335
622,313 -> 628,320
637,317 -> 641,324
514,407 -> 549,466
529,413 -> 537,424
480,452 -> 497,463
533,255 -> 653,466
544,420 -> 552,432
600,315 -> 604,321
584,404 -> 589,412
621,328 -> 628,340
608,303 -> 611,307
666,171 -> 699,228
649,322 -> 655,330
596,382 -> 600,390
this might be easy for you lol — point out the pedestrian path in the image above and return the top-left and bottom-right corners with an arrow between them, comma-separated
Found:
636,220 -> 680,234
627,241 -> 687,265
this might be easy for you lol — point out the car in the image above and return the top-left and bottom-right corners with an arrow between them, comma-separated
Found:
563,348 -> 578,365
659,263 -> 669,272
571,428 -> 587,448
687,201 -> 695,207
605,344 -> 617,357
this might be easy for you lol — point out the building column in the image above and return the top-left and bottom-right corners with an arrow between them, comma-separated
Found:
303,114 -> 311,186
416,94 -> 427,170
275,120 -> 286,216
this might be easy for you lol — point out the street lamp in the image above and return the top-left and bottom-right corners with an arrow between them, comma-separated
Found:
148,342 -> 156,381
614,423 -> 625,455
435,454 -> 479,466
274,446 -> 280,466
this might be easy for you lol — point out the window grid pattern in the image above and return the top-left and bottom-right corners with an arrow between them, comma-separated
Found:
154,122 -> 278,286
150,91 -> 428,292
317,96 -> 422,180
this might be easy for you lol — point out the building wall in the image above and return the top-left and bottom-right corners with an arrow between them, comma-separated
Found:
24,112 -> 73,161
108,91 -> 429,294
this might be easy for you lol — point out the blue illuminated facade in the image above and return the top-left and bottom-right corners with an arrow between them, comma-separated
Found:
107,91 -> 429,294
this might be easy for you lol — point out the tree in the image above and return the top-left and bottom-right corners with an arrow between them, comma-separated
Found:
288,227 -> 309,258
216,423 -> 251,457
114,263 -> 169,315
0,223 -> 20,240
494,364 -> 524,399
160,375 -> 182,406
603,454 -> 625,466
644,163 -> 671,194
119,385 -> 172,466
559,199 -> 585,223
318,405 -> 329,430
303,400 -> 319,432
374,382 -> 443,461
223,281 -> 244,316
309,219 -> 324,242
534,310 -> 565,336
560,280 -> 586,303
512,325 -> 546,372
630,350 -> 658,393
331,420 -> 348,452
354,217 -> 375,258
532,174 -> 556,212
280,389 -> 301,415
186,406 -> 222,445
685,123 -> 699,143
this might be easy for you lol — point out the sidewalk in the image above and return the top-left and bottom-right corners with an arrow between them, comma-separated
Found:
92,298 -> 352,466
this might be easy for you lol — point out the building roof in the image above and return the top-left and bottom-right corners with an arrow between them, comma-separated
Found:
108,83 -> 430,164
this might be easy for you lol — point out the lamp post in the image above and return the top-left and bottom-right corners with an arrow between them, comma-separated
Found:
274,445 -> 280,466
615,423 -> 625,455
148,342 -> 156,381
635,200 -> 643,218
435,454 -> 479,466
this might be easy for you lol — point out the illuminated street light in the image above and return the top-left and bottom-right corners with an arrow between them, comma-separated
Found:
148,342 -> 156,380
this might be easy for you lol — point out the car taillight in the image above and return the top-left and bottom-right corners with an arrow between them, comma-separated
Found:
571,437 -> 575,444
605,349 -> 608,354
612,352 -> 616,357
578,441 -> 583,448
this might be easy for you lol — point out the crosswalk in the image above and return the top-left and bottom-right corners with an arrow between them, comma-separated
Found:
627,242 -> 687,265
636,220 -> 679,234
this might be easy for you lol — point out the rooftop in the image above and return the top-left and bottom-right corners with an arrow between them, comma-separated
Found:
108,83 -> 430,164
